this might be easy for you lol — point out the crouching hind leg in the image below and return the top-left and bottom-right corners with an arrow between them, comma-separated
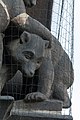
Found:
52,82 -> 71,108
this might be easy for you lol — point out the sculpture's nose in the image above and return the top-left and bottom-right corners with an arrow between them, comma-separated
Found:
30,71 -> 34,77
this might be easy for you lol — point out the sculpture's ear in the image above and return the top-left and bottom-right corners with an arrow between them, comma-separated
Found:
20,31 -> 30,44
44,40 -> 49,48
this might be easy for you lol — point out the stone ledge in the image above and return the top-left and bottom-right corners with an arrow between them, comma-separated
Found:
6,115 -> 73,120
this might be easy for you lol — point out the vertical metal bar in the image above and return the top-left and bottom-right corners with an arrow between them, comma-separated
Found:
58,0 -> 64,40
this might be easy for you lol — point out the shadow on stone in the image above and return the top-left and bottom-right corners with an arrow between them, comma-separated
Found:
0,96 -> 14,120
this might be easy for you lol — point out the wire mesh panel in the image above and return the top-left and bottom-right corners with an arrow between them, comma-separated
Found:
51,0 -> 74,59
51,0 -> 74,115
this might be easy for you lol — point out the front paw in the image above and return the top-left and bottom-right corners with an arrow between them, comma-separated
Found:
24,92 -> 47,102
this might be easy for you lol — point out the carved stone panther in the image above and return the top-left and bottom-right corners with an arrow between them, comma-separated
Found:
1,31 -> 74,108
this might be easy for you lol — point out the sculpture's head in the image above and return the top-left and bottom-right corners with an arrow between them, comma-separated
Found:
9,31 -> 49,77
23,0 -> 37,7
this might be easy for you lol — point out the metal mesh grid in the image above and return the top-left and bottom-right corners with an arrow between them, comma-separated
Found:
51,0 -> 74,115
51,0 -> 74,59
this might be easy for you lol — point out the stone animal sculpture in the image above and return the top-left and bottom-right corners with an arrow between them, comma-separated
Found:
0,0 -> 52,70
0,31 -> 54,103
1,31 -> 74,108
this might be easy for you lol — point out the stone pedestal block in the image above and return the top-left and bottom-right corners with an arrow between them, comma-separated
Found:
2,98 -> 73,120
6,115 -> 73,120
11,99 -> 63,112
3,99 -> 64,120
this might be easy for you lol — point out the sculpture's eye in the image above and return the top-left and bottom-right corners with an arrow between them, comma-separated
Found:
22,51 -> 34,59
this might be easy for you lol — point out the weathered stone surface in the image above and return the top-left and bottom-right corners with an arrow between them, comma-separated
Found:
11,99 -> 62,112
0,96 -> 14,120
